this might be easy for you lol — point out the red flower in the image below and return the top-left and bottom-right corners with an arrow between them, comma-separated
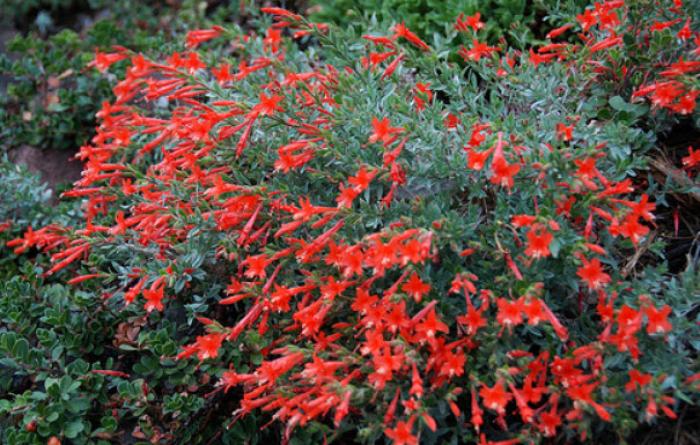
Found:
670,90 -> 699,115
93,50 -> 127,72
479,379 -> 512,415
650,82 -> 684,108
610,214 -> 649,245
566,383 -> 610,421
525,227 -> 553,259
348,165 -> 378,192
546,24 -> 573,39
211,63 -> 233,84
466,148 -> 493,170
496,298 -> 523,328
415,307 -> 449,339
393,22 -> 430,51
576,9 -> 597,32
511,214 -> 537,228
384,419 -> 417,445
370,347 -> 404,388
186,27 -> 223,48
183,52 -> 205,73
574,157 -> 601,190
489,133 -> 519,189
336,183 -> 360,208
410,362 -> 424,398
259,7 -> 302,21
243,254 -> 271,279
471,388 -> 484,432
644,304 -> 672,334
264,27 -> 283,53
682,146 -> 700,169
650,19 -> 683,33
556,123 -> 573,142
402,273 -> 431,303
143,283 -> 165,313
455,13 -> 485,32
369,117 -> 404,145
254,93 -> 284,116
677,19 -> 692,40
334,391 -> 352,427
195,333 -> 225,360
414,82 -> 433,111
523,297 -> 545,325
577,257 -> 611,290
490,155 -> 520,189
625,369 -> 653,392
439,348 -> 466,378
538,398 -> 561,437
457,297 -> 487,335
459,39 -> 499,62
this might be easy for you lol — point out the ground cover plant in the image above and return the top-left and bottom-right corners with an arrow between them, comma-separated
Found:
0,0 -> 255,154
1,0 -> 700,444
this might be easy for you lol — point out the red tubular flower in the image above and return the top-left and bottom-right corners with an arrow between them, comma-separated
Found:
67,273 -> 104,285
576,9 -> 597,32
489,133 -> 519,189
471,387 -> 483,432
538,394 -> 561,437
479,379 -> 512,415
18,4 -> 697,443
466,147 -> 493,170
185,26 -> 223,48
547,24 -> 573,39
677,19 -> 692,40
458,296 -> 487,335
143,281 -> 165,313
369,117 -> 404,145
260,7 -> 303,21
381,53 -> 405,80
496,298 -> 524,330
393,22 -> 430,51
577,257 -> 611,290
334,391 -> 352,427
384,418 -> 417,445
455,13 -> 485,32
401,272 -> 431,303
414,307 -> 449,339
195,332 -> 226,360
92,49 -> 127,72
643,305 -> 672,334
556,123 -> 573,142
566,383 -> 610,421
459,39 -> 499,62
682,146 -> 700,169
524,227 -> 553,259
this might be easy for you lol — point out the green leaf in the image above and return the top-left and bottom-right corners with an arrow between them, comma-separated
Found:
64,419 -> 85,439
609,96 -> 628,111
12,337 -> 29,360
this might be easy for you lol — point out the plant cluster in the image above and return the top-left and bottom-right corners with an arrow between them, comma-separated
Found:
2,1 -> 700,444
0,0 -> 254,153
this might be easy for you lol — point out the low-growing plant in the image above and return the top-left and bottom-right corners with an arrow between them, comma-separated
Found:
308,0 -> 594,50
2,1 -> 700,444
0,0 -> 255,154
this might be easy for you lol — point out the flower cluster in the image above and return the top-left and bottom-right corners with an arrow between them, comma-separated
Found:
7,1 -> 699,444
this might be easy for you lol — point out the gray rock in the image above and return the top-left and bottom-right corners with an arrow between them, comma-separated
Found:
8,145 -> 82,202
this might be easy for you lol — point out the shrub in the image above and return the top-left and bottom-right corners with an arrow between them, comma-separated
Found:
3,1 -> 700,444
0,0 -> 253,153
0,160 -> 53,229
308,0 -> 591,49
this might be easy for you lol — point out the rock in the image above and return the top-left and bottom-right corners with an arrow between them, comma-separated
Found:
8,145 -> 82,201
